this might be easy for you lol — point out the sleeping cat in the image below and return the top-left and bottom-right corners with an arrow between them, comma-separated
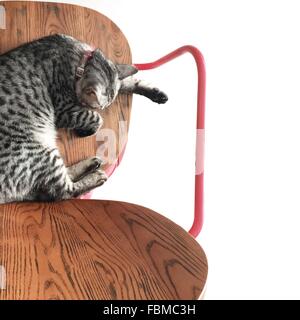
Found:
0,34 -> 168,203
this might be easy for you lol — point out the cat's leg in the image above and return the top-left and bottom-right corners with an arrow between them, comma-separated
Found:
35,169 -> 107,201
33,163 -> 107,200
67,157 -> 102,182
56,106 -> 103,137
120,77 -> 168,104
29,150 -> 107,201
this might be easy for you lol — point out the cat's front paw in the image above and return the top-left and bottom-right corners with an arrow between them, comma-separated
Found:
75,127 -> 98,137
149,88 -> 168,104
74,113 -> 103,137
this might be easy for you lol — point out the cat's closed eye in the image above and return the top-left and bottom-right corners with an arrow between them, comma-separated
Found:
84,88 -> 96,96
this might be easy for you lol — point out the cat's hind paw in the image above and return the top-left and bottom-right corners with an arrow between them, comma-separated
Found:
67,156 -> 103,182
86,157 -> 102,172
91,169 -> 108,187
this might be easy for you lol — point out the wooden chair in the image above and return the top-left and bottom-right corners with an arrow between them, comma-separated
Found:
0,1 -> 207,300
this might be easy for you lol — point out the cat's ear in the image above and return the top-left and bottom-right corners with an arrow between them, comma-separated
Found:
116,64 -> 138,80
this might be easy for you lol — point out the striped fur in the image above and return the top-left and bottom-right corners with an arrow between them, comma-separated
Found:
0,34 -> 168,203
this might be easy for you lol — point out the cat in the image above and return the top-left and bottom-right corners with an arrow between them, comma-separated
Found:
0,34 -> 168,203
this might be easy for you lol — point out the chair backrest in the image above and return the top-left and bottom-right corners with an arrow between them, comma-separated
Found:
0,1 -> 132,174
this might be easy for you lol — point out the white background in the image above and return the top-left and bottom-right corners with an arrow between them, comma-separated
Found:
44,0 -> 300,299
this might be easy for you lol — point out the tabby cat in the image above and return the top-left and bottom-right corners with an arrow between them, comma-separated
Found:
0,34 -> 168,203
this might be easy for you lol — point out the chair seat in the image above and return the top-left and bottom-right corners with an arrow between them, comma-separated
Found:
0,200 -> 207,300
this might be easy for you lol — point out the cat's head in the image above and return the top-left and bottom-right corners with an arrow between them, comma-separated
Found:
76,49 -> 137,110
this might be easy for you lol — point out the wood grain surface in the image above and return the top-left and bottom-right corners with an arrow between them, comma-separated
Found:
0,1 -> 133,170
0,1 -> 208,301
0,200 -> 208,300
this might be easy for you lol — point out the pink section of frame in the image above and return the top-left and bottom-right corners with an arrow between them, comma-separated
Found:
134,46 -> 206,237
